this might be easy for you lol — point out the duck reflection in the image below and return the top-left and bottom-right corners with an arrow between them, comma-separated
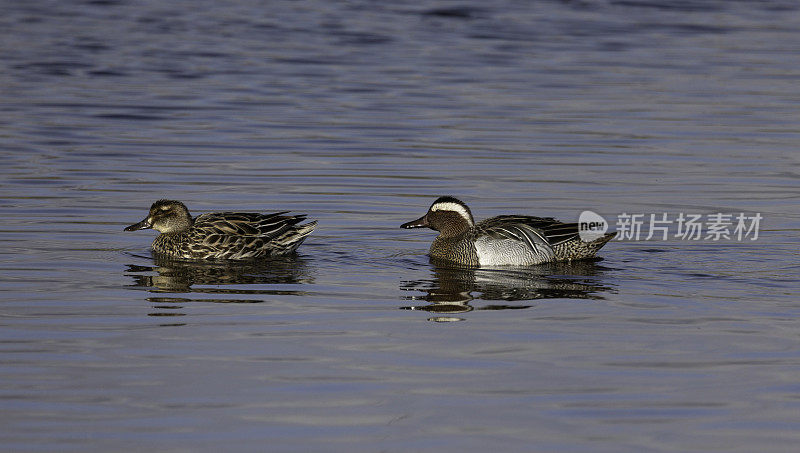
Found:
400,258 -> 613,321
125,253 -> 313,322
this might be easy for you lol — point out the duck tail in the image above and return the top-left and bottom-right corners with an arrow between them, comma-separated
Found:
554,231 -> 616,261
582,231 -> 616,256
591,231 -> 617,249
274,220 -> 317,254
295,220 -> 317,239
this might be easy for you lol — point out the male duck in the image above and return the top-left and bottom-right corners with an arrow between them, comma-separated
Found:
125,199 -> 316,260
401,196 -> 615,266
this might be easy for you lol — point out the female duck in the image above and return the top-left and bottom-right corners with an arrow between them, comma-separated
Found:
401,196 -> 615,266
125,199 -> 316,260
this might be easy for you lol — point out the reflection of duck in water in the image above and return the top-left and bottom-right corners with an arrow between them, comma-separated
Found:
125,254 -> 313,294
125,199 -> 316,260
401,196 -> 615,266
401,259 -> 613,320
125,254 -> 314,324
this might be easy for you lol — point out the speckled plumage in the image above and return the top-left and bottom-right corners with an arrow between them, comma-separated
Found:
125,200 -> 316,260
402,196 -> 615,266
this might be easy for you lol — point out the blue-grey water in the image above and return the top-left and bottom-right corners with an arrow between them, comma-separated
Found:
2,1 -> 800,451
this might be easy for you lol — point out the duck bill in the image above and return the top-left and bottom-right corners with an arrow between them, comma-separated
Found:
124,217 -> 152,231
401,214 -> 429,229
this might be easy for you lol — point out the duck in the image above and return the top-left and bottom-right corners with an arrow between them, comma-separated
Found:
401,196 -> 615,266
124,199 -> 316,260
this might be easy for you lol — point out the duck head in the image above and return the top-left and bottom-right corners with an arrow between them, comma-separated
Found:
124,199 -> 193,234
401,196 -> 475,237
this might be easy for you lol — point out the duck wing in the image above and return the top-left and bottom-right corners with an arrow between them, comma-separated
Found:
194,212 -> 304,238
479,215 -> 580,247
184,212 -> 310,259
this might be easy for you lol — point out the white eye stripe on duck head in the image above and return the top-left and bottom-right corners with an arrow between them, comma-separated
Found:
429,201 -> 474,225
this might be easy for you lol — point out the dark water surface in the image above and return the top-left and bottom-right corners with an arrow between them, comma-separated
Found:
2,1 -> 800,451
